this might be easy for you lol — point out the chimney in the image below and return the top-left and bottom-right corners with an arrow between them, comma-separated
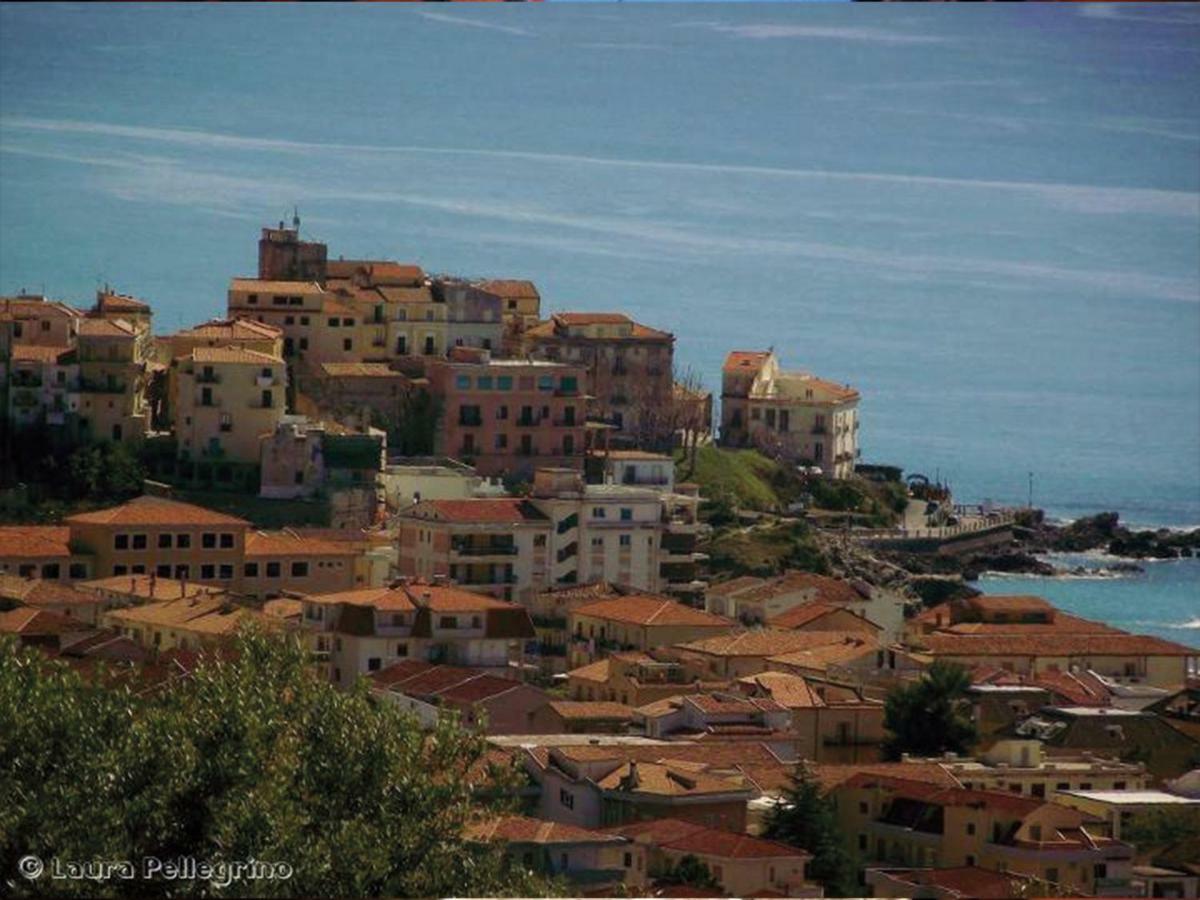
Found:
130,576 -> 136,595
625,761 -> 640,790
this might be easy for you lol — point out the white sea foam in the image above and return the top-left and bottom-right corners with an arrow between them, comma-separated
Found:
1172,618 -> 1200,630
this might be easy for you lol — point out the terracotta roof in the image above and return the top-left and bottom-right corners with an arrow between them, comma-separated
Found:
526,313 -> 672,341
966,594 -> 1054,614
307,586 -> 417,612
0,526 -> 72,559
839,772 -> 1043,816
574,595 -> 734,629
0,296 -> 82,318
547,701 -> 636,721
474,279 -> 540,301
262,598 -> 303,620
596,761 -> 750,798
924,632 -> 1198,658
174,318 -> 281,340
738,672 -> 828,709
874,866 -> 1033,900
786,375 -> 859,403
229,278 -> 325,295
806,762 -> 963,794
77,317 -> 135,337
0,576 -> 98,608
556,312 -> 632,326
66,496 -> 249,527
723,351 -> 771,373
765,639 -> 879,673
244,531 -> 360,557
686,693 -> 786,715
93,291 -> 149,312
0,606 -> 79,636
372,660 -> 529,707
566,658 -> 612,683
611,819 -> 807,860
677,629 -> 867,658
79,574 -> 226,602
318,362 -> 406,378
105,596 -> 263,636
9,344 -> 73,363
768,601 -> 877,631
187,346 -> 283,365
404,498 -> 549,524
468,815 -> 622,846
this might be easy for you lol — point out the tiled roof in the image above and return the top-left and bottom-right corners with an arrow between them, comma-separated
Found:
66,496 -> 249,527
9,344 -> 74,363
0,606 -> 79,636
244,531 -> 359,557
468,815 -> 622,846
768,601 -> 877,631
318,362 -> 406,378
363,262 -> 425,286
555,312 -> 632,326
875,866 -> 1033,900
738,672 -> 825,709
405,498 -> 549,524
188,346 -> 283,365
105,596 -> 262,636
574,595 -> 734,629
566,658 -> 612,683
547,701 -> 636,721
174,318 -> 282,340
765,639 -> 878,672
0,296 -> 82,318
263,598 -> 303,620
611,819 -> 807,860
308,586 -> 417,612
786,375 -> 859,403
966,594 -> 1054,614
474,280 -> 540,301
714,571 -> 871,607
79,574 -> 226,602
806,762 -> 963,794
77,317 -> 136,337
229,278 -> 325,295
677,629 -> 867,658
596,761 -> 750,798
0,576 -> 98,608
94,291 -> 150,312
722,351 -> 771,373
924,632 -> 1198,658
840,772 -> 1043,816
526,313 -> 672,341
372,660 -> 529,707
685,693 -> 785,715
0,526 -> 73,559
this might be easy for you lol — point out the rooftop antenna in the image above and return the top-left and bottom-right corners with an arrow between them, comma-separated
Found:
293,206 -> 300,231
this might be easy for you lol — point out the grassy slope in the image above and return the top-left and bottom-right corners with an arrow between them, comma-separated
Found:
675,446 -> 786,511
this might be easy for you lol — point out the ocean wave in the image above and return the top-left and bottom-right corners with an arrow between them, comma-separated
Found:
977,569 -> 1132,581
1171,618 -> 1200,629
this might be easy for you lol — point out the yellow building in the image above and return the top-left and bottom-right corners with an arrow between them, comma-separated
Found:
103,593 -> 271,653
89,290 -> 152,333
567,595 -> 734,667
1051,789 -> 1200,841
226,277 -> 331,362
160,317 -> 283,363
170,346 -> 286,465
1,294 -> 82,348
76,317 -> 152,444
323,261 -> 446,360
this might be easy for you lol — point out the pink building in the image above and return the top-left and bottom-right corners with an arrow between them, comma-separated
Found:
426,347 -> 587,478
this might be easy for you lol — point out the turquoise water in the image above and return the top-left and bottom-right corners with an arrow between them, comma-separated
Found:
1,4 -> 1198,627
978,556 -> 1200,649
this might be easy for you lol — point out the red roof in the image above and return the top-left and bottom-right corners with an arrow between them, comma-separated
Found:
573,595 -> 734,629
406,498 -> 548,525
840,772 -> 1042,816
470,815 -> 622,845
723,351 -> 771,373
244,531 -> 360,557
66,496 -> 249,527
0,526 -> 72,559
768,601 -> 875,631
925,632 -> 1197,658
0,607 -> 78,636
611,819 -> 806,860
876,866 -> 1032,899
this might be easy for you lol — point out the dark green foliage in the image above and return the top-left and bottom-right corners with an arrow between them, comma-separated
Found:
705,521 -> 830,578
882,661 -> 978,760
0,630 -> 558,898
654,854 -> 720,890
393,391 -> 439,457
764,768 -> 858,897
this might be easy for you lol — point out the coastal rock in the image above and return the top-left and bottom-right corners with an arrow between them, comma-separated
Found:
1050,512 -> 1121,552
907,575 -> 980,607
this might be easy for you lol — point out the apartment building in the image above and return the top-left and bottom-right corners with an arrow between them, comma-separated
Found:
567,595 -> 734,667
430,277 -> 504,352
103,593 -> 270,653
473,279 -> 541,355
673,629 -> 878,679
0,574 -> 106,626
707,570 -> 907,644
566,649 -> 731,707
3,343 -> 79,433
300,581 -> 537,687
425,347 -> 587,477
610,818 -> 819,898
525,312 -> 675,448
301,362 -> 413,429
396,469 -> 707,604
720,350 -> 860,479
635,691 -> 792,739
89,290 -> 152,333
832,773 -> 1135,895
1,294 -> 82,348
468,816 -> 644,896
169,346 -> 286,466
0,526 -> 91,581
76,316 -> 152,444
226,277 -> 339,363
324,260 -> 445,360
1052,789 -> 1200,841
160,318 -> 283,363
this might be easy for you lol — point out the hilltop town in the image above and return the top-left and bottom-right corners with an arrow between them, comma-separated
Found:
2,221 -> 1198,899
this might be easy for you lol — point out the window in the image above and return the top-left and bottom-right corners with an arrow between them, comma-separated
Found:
173,565 -> 189,579
158,533 -> 172,549
285,315 -> 294,325
200,564 -> 215,580
497,375 -> 512,390
396,643 -> 408,657
342,338 -> 352,352
619,534 -> 631,547
559,789 -> 574,809
966,822 -> 976,836
261,389 -> 273,408
219,564 -> 233,580
1045,868 -> 1058,885
131,534 -> 147,550
300,316 -> 309,326
328,317 -> 340,327
858,834 -> 867,851
496,405 -> 508,420
291,562 -> 309,577
494,433 -> 507,450
201,533 -> 216,549
439,616 -> 457,629
156,565 -> 171,577
592,507 -> 606,519
216,533 -> 233,549
623,853 -> 632,868
859,801 -> 869,814
455,375 -> 471,390
176,533 -> 191,549
69,563 -> 87,579
299,338 -> 308,351
620,507 -> 632,521
537,375 -> 553,391
561,376 -> 578,393
478,376 -> 493,390
41,563 -> 60,579
367,658 -> 381,672
114,534 -> 129,550
591,537 -> 603,547
266,562 -> 281,578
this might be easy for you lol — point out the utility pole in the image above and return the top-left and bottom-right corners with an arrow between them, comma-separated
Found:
1028,471 -> 1034,509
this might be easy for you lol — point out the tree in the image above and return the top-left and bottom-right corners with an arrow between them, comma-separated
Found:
764,767 -> 858,897
882,660 -> 978,760
0,629 -> 557,898
654,854 -> 721,891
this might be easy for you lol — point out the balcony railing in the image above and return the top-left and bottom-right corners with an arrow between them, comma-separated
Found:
451,543 -> 517,556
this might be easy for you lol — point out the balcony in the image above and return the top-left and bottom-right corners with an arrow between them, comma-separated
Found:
451,542 -> 518,557
79,380 -> 126,394
10,375 -> 43,388
516,416 -> 539,427
811,425 -> 827,435
556,513 -> 579,535
196,372 -> 220,384
255,374 -> 278,388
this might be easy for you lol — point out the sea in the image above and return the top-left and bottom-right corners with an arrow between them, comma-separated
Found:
0,3 -> 1197,645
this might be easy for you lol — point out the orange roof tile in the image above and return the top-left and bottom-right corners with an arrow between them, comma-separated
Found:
229,278 -> 325,295
307,586 -> 417,612
78,574 -> 225,602
77,318 -> 135,338
555,312 -> 632,325
174,318 -> 282,340
66,496 -> 249,527
612,819 -> 807,860
840,772 -> 1047,817
547,701 -> 636,721
0,606 -> 81,636
966,594 -> 1055,614
574,595 -> 734,629
678,629 -> 868,658
924,632 -> 1198,658
723,351 -> 771,373
468,815 -> 622,846
244,531 -> 360,558
806,762 -> 962,794
9,344 -> 73,363
596,761 -> 750,798
0,576 -> 98,608
404,498 -> 548,524
768,601 -> 878,631
318,362 -> 407,379
93,291 -> 150,312
0,526 -> 73,559
475,279 -> 540,301
566,658 -> 612,683
188,346 -> 283,365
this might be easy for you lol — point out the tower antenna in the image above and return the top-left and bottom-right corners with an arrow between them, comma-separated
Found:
293,206 -> 300,231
